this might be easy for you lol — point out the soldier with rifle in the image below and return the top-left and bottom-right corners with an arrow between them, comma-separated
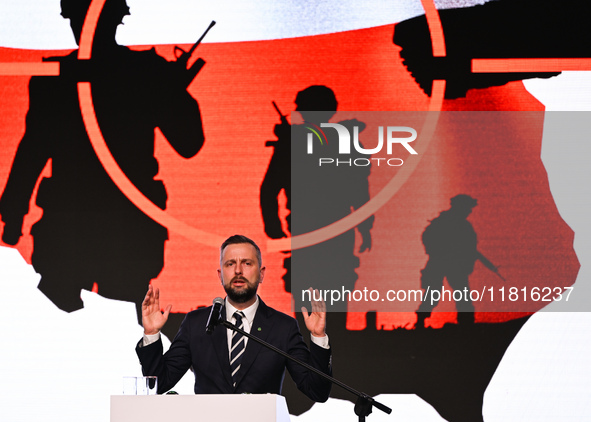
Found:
260,86 -> 373,317
0,0 -> 210,327
415,195 -> 503,328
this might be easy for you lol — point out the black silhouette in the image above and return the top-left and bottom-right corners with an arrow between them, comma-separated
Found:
260,85 -> 374,312
393,0 -> 591,98
283,311 -> 529,422
415,195 -> 479,328
281,194 -> 521,420
0,0 -> 204,325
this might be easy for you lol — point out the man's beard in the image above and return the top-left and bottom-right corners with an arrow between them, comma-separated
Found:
224,277 -> 258,304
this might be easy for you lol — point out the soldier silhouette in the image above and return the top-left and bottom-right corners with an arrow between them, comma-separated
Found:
260,85 -> 373,315
416,194 -> 479,328
0,0 -> 204,323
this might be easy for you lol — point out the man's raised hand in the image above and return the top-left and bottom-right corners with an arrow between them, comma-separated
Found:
301,288 -> 327,338
142,285 -> 172,335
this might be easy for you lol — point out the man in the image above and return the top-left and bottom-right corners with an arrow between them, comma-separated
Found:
415,195 -> 479,328
136,235 -> 332,400
0,0 -> 204,323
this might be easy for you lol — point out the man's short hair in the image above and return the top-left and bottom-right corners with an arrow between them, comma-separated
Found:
220,235 -> 262,267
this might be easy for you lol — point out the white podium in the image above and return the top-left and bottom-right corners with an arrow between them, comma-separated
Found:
110,394 -> 291,422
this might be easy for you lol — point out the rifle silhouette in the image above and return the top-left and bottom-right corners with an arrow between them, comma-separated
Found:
173,20 -> 216,87
477,251 -> 506,282
272,101 -> 289,125
266,101 -> 289,147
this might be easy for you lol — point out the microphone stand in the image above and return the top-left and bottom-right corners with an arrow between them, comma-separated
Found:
219,319 -> 392,422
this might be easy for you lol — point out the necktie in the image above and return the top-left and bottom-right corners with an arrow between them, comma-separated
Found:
230,311 -> 246,386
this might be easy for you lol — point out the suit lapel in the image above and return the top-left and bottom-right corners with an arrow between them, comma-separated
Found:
233,298 -> 275,388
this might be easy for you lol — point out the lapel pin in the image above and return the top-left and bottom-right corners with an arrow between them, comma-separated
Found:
257,327 -> 262,331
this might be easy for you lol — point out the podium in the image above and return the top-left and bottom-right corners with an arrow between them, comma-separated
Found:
110,394 -> 291,422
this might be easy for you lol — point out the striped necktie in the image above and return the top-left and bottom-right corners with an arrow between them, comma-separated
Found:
230,311 -> 246,386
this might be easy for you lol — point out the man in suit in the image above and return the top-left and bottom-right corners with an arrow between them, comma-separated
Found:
136,235 -> 332,401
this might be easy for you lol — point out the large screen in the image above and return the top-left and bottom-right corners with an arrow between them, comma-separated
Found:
1,0 -> 589,420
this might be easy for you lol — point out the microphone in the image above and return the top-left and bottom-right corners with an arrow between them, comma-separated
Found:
206,297 -> 224,335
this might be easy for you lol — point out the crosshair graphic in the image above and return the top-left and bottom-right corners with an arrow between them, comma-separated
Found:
1,0 -> 587,252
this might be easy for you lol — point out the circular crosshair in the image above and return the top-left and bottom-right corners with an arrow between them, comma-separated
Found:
76,0 -> 446,251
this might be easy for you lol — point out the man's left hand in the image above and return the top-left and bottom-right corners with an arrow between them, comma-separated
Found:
302,288 -> 327,337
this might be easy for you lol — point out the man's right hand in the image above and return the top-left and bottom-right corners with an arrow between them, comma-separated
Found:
142,285 -> 172,335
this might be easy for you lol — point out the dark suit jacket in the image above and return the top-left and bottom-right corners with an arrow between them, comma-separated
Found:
136,298 -> 332,401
